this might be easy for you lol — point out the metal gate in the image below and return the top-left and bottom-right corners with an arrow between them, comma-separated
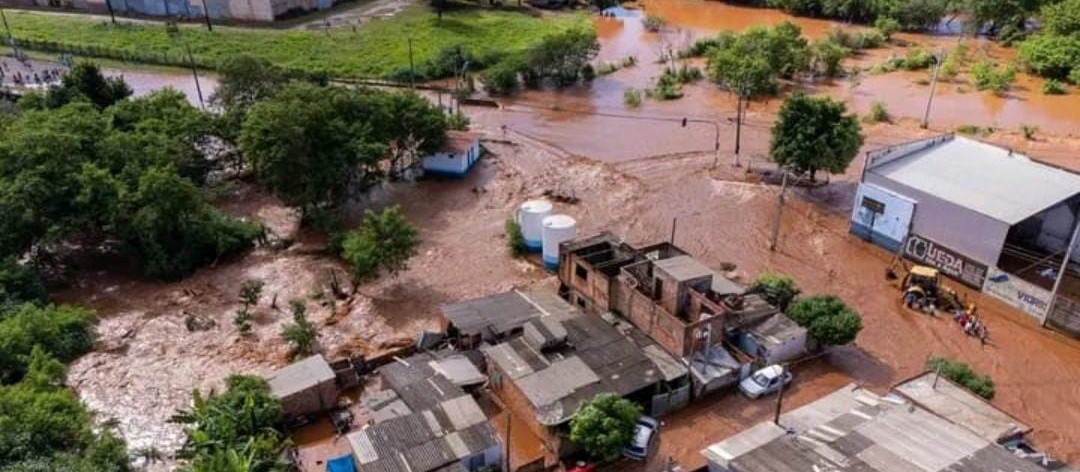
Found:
650,384 -> 690,417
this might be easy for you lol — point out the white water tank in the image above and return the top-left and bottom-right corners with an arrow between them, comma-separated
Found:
518,200 -> 553,252
542,215 -> 577,270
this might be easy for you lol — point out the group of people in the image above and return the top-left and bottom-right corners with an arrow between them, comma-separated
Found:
953,306 -> 989,345
0,57 -> 67,88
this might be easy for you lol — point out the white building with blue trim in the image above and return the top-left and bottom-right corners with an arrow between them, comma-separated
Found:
422,131 -> 482,178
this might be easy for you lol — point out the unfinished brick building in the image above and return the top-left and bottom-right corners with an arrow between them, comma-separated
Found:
557,233 -> 742,359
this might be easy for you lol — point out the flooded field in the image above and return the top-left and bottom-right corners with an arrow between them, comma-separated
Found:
492,0 -> 1080,161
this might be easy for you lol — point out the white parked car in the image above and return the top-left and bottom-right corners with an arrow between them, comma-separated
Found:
623,416 -> 659,461
739,365 -> 792,399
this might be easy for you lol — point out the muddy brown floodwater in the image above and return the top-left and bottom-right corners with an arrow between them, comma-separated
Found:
492,0 -> 1080,162
54,1 -> 1080,468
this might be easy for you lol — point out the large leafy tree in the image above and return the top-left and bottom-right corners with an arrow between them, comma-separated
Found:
0,303 -> 95,384
239,83 -> 447,216
569,394 -> 642,461
20,62 -> 133,111
115,165 -> 263,280
787,294 -> 863,347
211,55 -> 289,141
172,375 -> 288,472
340,206 -> 419,283
770,93 -> 863,180
521,28 -> 600,87
0,346 -> 131,472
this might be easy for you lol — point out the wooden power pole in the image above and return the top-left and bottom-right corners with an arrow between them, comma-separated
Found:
769,172 -> 789,252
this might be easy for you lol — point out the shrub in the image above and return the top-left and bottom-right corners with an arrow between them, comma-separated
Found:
0,259 -> 48,308
971,60 -> 1016,93
826,27 -> 884,50
447,111 -> 470,131
901,48 -> 935,70
956,124 -> 995,137
925,357 -> 995,399
483,56 -> 523,95
1071,68 -> 1080,85
623,87 -> 643,107
505,217 -> 526,258
787,295 -> 863,347
812,39 -> 851,78
643,14 -> 666,32
282,299 -> 317,359
648,72 -> 684,100
340,206 -> 420,283
0,303 -> 95,383
873,17 -> 901,40
1042,79 -> 1067,95
1018,34 -> 1080,81
864,101 -> 891,123
748,272 -> 800,311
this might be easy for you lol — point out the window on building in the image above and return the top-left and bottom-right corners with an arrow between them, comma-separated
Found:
575,263 -> 588,281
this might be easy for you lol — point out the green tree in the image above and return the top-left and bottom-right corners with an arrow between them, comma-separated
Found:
770,93 -> 863,180
115,165 -> 263,279
340,206 -> 420,283
748,272 -> 801,311
966,0 -> 1043,41
1041,0 -> 1080,35
0,303 -> 95,384
787,294 -> 863,347
172,376 -> 288,472
0,258 -> 48,308
925,357 -> 995,399
1018,33 -> 1080,80
971,60 -> 1017,93
811,39 -> 851,78
26,62 -> 133,111
520,29 -> 600,87
282,300 -> 317,359
569,394 -> 642,461
211,55 -> 288,140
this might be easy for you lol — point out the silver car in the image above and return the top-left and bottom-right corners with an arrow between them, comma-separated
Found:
623,416 -> 659,461
739,365 -> 793,399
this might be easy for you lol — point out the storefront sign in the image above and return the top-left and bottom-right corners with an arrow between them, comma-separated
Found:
903,234 -> 988,288
983,267 -> 1052,320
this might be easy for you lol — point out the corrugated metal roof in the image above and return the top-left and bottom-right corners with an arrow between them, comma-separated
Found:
868,135 -> 1080,224
701,384 -> 1046,472
893,372 -> 1030,443
265,355 -> 335,399
441,291 -> 542,337
430,356 -> 486,387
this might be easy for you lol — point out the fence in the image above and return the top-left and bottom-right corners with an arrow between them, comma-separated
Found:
1047,295 -> 1080,338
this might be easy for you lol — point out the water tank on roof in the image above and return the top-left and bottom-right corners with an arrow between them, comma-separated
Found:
542,215 -> 576,270
518,200 -> 552,252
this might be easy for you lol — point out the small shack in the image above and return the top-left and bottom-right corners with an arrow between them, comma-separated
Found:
731,313 -> 807,365
422,131 -> 482,178
265,354 -> 339,418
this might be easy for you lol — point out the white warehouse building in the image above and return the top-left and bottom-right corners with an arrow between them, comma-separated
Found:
851,134 -> 1080,324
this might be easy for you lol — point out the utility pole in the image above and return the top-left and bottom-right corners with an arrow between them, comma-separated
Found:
408,37 -> 416,89
1043,217 -> 1080,327
202,0 -> 214,31
921,49 -> 943,129
184,41 -> 205,109
104,0 -> 118,24
0,7 -> 15,54
733,93 -> 744,167
503,412 -> 511,472
773,368 -> 786,426
768,172 -> 789,252
670,217 -> 678,245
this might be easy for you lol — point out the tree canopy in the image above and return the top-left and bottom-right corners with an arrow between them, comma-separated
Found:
569,394 -> 642,461
340,206 -> 420,283
748,272 -> 801,311
707,23 -> 810,97
172,375 -> 288,472
769,93 -> 863,179
787,294 -> 863,347
0,71 -> 260,280
239,82 -> 447,215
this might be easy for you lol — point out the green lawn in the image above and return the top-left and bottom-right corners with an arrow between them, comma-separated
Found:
4,5 -> 589,77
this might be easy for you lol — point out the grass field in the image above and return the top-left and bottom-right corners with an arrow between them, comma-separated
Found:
4,5 -> 589,77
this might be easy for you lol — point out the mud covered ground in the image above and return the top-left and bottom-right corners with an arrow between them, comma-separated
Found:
58,111 -> 1080,470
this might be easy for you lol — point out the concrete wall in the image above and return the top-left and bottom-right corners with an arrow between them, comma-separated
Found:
865,172 -> 1009,267
488,362 -> 562,464
18,0 -> 334,22
280,378 -> 339,418
850,182 -> 916,253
